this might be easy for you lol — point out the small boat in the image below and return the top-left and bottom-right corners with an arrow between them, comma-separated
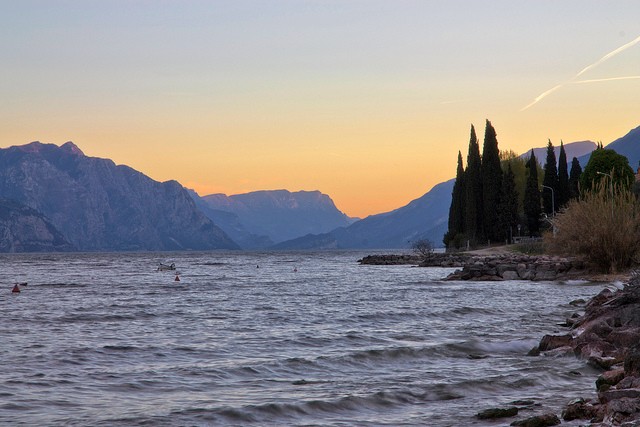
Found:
157,263 -> 176,271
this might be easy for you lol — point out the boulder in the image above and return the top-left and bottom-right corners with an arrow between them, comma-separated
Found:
476,406 -> 518,419
510,413 -> 560,427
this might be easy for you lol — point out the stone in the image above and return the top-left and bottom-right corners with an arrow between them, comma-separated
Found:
510,413 -> 560,427
562,398 -> 598,421
502,270 -> 519,280
596,368 -> 625,391
476,407 -> 518,419
538,334 -> 572,352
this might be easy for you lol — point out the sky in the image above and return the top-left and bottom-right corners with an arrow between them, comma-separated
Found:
1,1 -> 639,218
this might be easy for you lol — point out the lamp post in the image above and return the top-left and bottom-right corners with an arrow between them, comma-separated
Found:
597,171 -> 614,219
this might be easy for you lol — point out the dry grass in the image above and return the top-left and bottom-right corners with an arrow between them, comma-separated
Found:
545,181 -> 640,273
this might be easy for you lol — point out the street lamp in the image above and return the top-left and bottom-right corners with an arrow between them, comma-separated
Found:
597,171 -> 614,219
542,185 -> 555,216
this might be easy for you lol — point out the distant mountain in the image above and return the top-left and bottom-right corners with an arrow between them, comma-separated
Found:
273,180 -> 453,249
598,125 -> 640,169
198,190 -> 357,246
0,198 -> 74,252
189,190 -> 274,249
523,140 -> 597,164
575,126 -> 640,168
0,142 -> 238,251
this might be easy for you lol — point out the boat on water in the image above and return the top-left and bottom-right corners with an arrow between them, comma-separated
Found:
157,263 -> 176,271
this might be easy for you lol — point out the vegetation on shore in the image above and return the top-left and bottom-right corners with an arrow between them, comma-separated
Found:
444,121 -> 639,274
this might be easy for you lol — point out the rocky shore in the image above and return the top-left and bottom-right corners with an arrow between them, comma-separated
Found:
527,277 -> 640,425
359,252 -> 587,281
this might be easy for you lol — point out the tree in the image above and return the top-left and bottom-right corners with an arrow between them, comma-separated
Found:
444,151 -> 465,248
542,140 -> 558,215
557,141 -> 570,208
580,148 -> 635,192
569,157 -> 582,200
523,150 -> 541,235
496,164 -> 519,243
464,125 -> 483,243
481,120 -> 503,242
500,151 -> 528,217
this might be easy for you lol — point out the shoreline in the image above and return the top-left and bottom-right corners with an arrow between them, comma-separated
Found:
360,248 -> 639,425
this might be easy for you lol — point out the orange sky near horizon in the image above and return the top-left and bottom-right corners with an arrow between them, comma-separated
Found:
1,1 -> 639,218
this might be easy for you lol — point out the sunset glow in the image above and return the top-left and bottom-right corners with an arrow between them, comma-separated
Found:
1,1 -> 639,218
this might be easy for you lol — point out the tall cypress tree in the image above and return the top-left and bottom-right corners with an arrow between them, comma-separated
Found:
481,120 -> 503,243
464,125 -> 483,243
542,140 -> 558,214
444,151 -> 465,247
524,150 -> 541,235
569,157 -> 582,200
496,164 -> 519,243
557,141 -> 570,208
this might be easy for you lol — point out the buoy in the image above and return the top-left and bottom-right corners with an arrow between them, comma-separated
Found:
293,267 -> 298,272
175,274 -> 180,282
11,284 -> 20,293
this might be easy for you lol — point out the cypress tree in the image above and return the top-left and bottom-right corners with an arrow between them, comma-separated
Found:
481,120 -> 503,243
464,125 -> 483,243
542,140 -> 558,214
569,157 -> 582,200
496,164 -> 519,243
524,150 -> 541,235
557,141 -> 570,208
444,151 -> 465,247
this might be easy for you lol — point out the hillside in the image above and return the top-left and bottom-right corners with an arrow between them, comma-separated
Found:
0,142 -> 238,251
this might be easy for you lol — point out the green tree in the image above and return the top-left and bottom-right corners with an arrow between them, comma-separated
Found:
481,120 -> 503,242
500,150 -> 528,217
444,151 -> 465,248
496,164 -> 519,243
569,157 -> 582,200
580,148 -> 634,192
557,141 -> 570,208
542,140 -> 558,214
464,125 -> 483,243
524,150 -> 541,235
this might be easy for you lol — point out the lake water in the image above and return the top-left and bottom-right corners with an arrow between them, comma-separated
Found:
0,251 -> 612,426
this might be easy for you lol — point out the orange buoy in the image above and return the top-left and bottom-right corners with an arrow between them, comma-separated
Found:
175,274 -> 180,282
11,284 -> 20,293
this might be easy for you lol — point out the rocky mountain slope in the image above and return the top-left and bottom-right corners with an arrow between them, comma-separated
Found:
0,142 -> 238,251
0,198 -> 74,252
199,190 -> 356,246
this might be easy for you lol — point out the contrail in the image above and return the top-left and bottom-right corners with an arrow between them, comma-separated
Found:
576,34 -> 640,77
520,84 -> 564,112
574,75 -> 640,84
521,34 -> 640,111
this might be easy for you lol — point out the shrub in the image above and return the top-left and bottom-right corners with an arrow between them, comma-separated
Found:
545,180 -> 640,273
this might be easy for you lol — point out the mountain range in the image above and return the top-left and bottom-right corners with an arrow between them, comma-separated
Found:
0,142 -> 238,251
0,124 -> 638,252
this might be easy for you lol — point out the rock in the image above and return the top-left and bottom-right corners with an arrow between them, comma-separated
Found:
624,346 -> 640,377
538,334 -> 572,352
502,270 -> 519,280
562,398 -> 599,421
596,368 -> 625,392
599,388 -> 640,403
476,406 -> 518,419
510,413 -> 560,427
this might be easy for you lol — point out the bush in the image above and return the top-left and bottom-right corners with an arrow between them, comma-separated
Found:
545,180 -> 640,273
411,239 -> 434,259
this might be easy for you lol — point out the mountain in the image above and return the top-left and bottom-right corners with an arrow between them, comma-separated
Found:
198,190 -> 356,246
189,190 -> 274,249
0,142 -> 238,251
0,198 -> 74,252
275,140 -> 601,250
273,180 -> 453,249
523,140 -> 597,164
599,125 -> 640,170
